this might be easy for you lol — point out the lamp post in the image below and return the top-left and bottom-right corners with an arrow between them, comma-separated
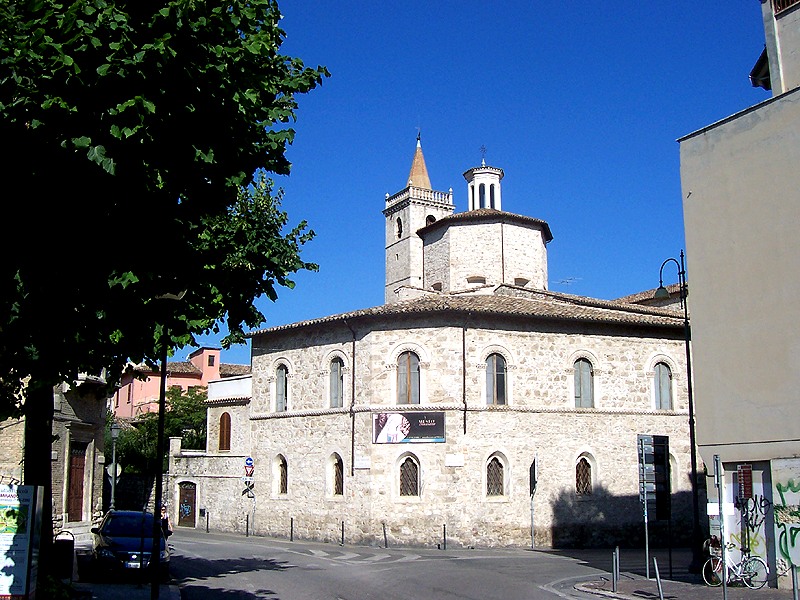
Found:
109,422 -> 121,510
654,249 -> 702,572
151,290 -> 185,600
151,332 -> 169,600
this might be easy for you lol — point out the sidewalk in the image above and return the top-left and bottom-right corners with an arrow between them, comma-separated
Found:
577,574 -> 798,600
70,582 -> 180,600
547,547 -> 798,600
62,539 -> 181,600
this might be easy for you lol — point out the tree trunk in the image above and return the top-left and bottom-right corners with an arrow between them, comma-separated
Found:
23,381 -> 55,579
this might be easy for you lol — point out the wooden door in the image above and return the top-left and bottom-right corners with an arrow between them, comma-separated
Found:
178,482 -> 196,527
67,442 -> 88,522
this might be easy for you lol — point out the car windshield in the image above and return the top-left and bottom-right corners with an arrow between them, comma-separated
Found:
103,513 -> 155,537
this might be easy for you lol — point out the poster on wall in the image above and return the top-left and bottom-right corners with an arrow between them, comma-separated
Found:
372,412 -> 445,444
0,485 -> 41,599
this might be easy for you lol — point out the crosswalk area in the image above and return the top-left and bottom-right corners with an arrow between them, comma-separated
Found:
282,546 -> 452,565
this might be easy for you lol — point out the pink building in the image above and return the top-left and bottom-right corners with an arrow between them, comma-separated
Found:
112,347 -> 250,418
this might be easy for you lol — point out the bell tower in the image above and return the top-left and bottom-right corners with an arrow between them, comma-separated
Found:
463,158 -> 503,211
383,135 -> 454,304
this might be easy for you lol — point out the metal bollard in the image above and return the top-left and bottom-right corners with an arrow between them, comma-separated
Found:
653,557 -> 664,600
383,522 -> 388,549
341,521 -> 345,546
443,524 -> 447,551
612,547 -> 618,593
290,517 -> 294,542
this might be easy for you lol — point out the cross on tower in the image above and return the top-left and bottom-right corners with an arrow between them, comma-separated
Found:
480,145 -> 487,165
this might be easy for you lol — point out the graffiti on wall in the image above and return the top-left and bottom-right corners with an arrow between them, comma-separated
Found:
772,458 -> 800,568
733,494 -> 771,555
775,479 -> 800,567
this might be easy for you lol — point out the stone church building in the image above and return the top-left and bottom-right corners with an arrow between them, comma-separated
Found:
169,139 -> 696,549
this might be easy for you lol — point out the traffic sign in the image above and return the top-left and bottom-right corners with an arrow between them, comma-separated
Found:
244,465 -> 254,477
244,457 -> 254,467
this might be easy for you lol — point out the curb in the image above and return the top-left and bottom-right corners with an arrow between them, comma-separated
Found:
575,580 -> 637,600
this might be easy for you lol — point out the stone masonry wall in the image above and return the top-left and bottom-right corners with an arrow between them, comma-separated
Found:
423,221 -> 548,294
171,313 -> 694,549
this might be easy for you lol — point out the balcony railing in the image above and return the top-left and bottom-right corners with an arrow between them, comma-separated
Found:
774,0 -> 800,14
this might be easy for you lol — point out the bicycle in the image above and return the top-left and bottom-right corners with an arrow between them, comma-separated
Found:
702,540 -> 769,589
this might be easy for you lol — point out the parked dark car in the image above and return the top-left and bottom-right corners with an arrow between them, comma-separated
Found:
87,510 -> 170,581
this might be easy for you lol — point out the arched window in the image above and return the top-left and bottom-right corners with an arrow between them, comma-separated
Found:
426,215 -> 436,226
332,454 -> 344,496
396,217 -> 403,239
576,456 -> 592,495
487,456 -> 504,496
218,412 -> 231,451
330,358 -> 344,408
278,455 -> 288,495
574,358 -> 594,408
479,183 -> 486,208
276,364 -> 288,412
486,353 -> 507,405
400,456 -> 419,496
489,184 -> 496,209
654,362 -> 673,410
397,351 -> 420,404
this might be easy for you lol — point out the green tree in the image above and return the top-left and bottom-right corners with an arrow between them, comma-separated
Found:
0,0 -> 327,578
112,386 -> 208,476
165,385 -> 207,450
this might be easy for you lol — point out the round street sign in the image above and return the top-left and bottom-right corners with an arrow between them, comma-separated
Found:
244,456 -> 254,467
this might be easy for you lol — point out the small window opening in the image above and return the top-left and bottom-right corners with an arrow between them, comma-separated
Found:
400,457 -> 419,496
487,457 -> 504,496
576,457 -> 592,495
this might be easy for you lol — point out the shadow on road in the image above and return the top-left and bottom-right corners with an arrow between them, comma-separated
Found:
171,553 -> 294,600
541,546 -> 703,583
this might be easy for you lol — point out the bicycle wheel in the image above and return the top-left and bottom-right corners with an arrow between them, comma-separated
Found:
742,556 -> 769,589
703,557 -> 723,586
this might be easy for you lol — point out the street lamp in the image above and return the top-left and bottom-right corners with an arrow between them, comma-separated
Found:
654,250 -> 702,572
109,422 -> 121,510
151,290 -> 185,600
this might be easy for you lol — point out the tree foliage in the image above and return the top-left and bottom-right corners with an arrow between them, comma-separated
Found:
0,0 -> 327,579
114,385 -> 208,474
0,0 -> 328,412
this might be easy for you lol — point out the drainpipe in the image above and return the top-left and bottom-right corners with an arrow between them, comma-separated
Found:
344,320 -> 357,476
500,223 -> 505,283
462,312 -> 472,435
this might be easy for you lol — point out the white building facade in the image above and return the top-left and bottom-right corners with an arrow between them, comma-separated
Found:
170,141 -> 697,549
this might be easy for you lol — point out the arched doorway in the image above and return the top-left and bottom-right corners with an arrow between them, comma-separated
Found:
178,482 -> 196,527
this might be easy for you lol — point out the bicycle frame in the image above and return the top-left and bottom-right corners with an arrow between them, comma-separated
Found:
702,542 -> 769,589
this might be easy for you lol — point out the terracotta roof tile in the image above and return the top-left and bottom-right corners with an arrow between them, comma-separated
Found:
220,364 -> 251,377
247,286 -> 685,338
417,208 -> 553,242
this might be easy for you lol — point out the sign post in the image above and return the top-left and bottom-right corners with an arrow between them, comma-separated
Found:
638,434 -> 671,580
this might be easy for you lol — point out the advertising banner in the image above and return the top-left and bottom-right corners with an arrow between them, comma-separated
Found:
372,412 -> 445,444
0,485 -> 39,599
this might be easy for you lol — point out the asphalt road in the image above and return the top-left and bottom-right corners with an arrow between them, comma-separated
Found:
168,528 -> 617,600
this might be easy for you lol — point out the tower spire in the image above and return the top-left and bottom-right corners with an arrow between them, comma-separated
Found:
406,133 -> 431,189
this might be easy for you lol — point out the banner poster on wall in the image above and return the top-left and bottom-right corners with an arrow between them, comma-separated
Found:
372,412 -> 445,444
0,484 -> 42,599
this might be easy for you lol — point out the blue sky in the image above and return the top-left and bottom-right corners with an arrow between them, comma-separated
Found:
190,2 -> 770,366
